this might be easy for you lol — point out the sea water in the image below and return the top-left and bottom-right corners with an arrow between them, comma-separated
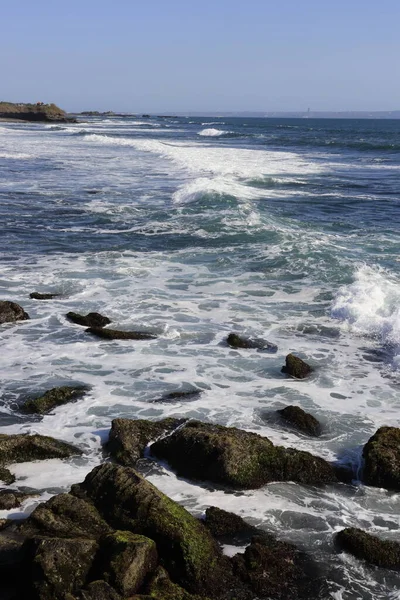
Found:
1,115 -> 400,598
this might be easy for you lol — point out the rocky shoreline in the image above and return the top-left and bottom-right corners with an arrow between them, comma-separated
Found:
1,298 -> 400,598
0,102 -> 77,123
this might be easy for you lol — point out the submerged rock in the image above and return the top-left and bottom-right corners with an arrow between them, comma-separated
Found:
226,333 -> 277,352
106,417 -> 185,466
151,421 -> 336,489
152,389 -> 202,403
0,490 -> 37,510
30,292 -> 60,300
335,528 -> 400,570
362,426 -> 400,491
0,301 -> 29,325
67,312 -> 111,328
0,433 -> 82,466
277,406 -> 321,437
85,327 -> 157,340
22,385 -> 89,415
71,463 -> 234,597
281,354 -> 312,379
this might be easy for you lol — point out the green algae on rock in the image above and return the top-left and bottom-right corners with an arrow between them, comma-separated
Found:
22,385 -> 89,415
336,528 -> 400,570
226,332 -> 277,352
281,354 -> 312,379
0,433 -> 82,466
362,426 -> 400,491
277,405 -> 322,437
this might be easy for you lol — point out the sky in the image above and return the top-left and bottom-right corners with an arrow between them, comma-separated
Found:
1,0 -> 400,113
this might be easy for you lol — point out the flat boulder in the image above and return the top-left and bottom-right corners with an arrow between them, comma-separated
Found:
335,528 -> 400,570
85,327 -> 157,340
281,354 -> 312,379
71,463 -> 234,597
0,433 -> 82,466
22,385 -> 89,414
277,406 -> 321,437
227,333 -> 277,352
30,292 -> 60,300
106,417 -> 185,466
151,421 -> 336,489
67,312 -> 111,328
0,301 -> 29,324
362,427 -> 400,491
152,389 -> 202,403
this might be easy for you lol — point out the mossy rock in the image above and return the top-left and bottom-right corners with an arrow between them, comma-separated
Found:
106,417 -> 186,466
277,406 -> 321,437
151,421 -> 336,489
226,333 -> 277,352
204,506 -> 255,539
0,490 -> 38,510
152,389 -> 202,403
99,531 -> 158,596
66,312 -> 111,328
0,467 -> 15,485
85,327 -> 157,340
22,385 -> 89,415
335,528 -> 400,570
79,580 -> 121,599
0,300 -> 29,324
362,426 -> 400,490
281,354 -> 312,379
0,433 -> 82,466
143,565 -> 208,600
19,493 -> 112,539
71,463 -> 234,597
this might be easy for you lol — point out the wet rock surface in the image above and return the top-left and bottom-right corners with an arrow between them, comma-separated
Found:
0,490 -> 37,510
152,389 -> 202,403
22,385 -> 89,415
277,405 -> 321,437
30,292 -> 60,300
151,420 -> 337,488
0,300 -> 29,324
0,467 -> 15,485
0,433 -> 82,467
226,332 -> 277,352
85,327 -> 157,340
281,354 -> 312,379
362,426 -> 400,491
66,312 -> 111,328
335,528 -> 400,570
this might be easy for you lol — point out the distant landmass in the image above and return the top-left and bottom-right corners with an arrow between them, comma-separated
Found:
168,110 -> 400,119
0,102 -> 76,123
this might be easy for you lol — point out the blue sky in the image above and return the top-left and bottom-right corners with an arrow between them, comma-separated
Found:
2,0 -> 399,112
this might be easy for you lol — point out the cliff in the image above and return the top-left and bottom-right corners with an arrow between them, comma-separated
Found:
0,102 -> 76,122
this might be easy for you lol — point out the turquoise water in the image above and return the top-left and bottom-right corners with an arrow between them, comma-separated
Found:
1,116 -> 400,598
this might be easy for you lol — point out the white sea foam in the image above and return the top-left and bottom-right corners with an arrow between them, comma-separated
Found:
198,128 -> 227,136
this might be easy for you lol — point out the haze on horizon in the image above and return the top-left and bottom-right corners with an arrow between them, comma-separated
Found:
2,0 -> 399,114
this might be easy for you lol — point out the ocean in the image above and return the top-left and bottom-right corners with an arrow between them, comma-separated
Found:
1,115 -> 400,598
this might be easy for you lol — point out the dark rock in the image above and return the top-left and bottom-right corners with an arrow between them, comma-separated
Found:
66,312 -> 111,328
30,292 -> 60,300
0,530 -> 27,569
335,528 -> 400,570
281,353 -> 312,379
153,389 -> 202,403
71,463 -> 234,597
362,426 -> 400,491
232,535 -> 322,599
0,490 -> 38,510
204,506 -> 254,538
22,385 -> 89,415
85,327 -> 157,340
0,101 -> 74,123
226,333 -> 277,352
151,421 -> 336,489
19,493 -> 112,539
0,467 -> 15,485
277,406 -> 321,437
99,531 -> 158,596
0,433 -> 82,466
26,536 -> 98,599
106,417 -> 185,466
80,580 -> 121,600
144,565 -> 207,599
0,301 -> 29,325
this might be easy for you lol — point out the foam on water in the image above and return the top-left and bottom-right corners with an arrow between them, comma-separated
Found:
198,127 -> 228,136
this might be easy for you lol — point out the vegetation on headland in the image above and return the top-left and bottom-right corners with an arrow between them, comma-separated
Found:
0,101 -> 76,122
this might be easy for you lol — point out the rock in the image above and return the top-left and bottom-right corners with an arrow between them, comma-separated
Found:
26,536 -> 98,599
0,467 -> 15,485
85,327 -> 157,340
226,333 -> 277,352
0,102 -> 75,123
0,301 -> 29,325
204,506 -> 254,538
152,389 -> 202,403
19,493 -> 112,539
66,312 -> 111,328
99,531 -> 158,596
0,530 -> 27,569
277,406 -> 321,437
232,535 -> 322,599
80,580 -> 121,600
71,463 -> 234,596
143,566 -> 207,600
22,385 -> 89,415
0,490 -> 37,510
362,427 -> 400,491
335,528 -> 400,570
106,417 -> 185,466
151,421 -> 336,489
281,354 -> 312,379
30,292 -> 60,300
0,433 -> 82,466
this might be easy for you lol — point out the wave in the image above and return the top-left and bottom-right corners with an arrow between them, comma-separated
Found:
198,128 -> 229,137
331,265 -> 400,364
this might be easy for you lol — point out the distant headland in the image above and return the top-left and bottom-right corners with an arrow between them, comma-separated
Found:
0,102 -> 77,123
